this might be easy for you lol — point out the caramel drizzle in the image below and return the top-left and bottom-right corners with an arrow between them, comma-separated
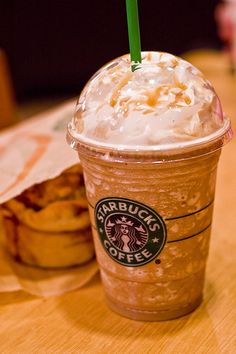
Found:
144,81 -> 190,109
146,52 -> 152,61
107,59 -> 191,116
109,81 -> 192,116
110,72 -> 132,107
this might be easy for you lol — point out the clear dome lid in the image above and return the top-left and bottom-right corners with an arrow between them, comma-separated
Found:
68,52 -> 232,154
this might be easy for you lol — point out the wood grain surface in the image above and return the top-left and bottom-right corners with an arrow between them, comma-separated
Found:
0,50 -> 235,354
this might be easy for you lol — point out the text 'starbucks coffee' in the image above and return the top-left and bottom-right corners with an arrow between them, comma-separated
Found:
95,198 -> 166,266
67,52 -> 232,321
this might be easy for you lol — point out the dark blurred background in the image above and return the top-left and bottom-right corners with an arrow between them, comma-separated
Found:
0,0 -> 221,107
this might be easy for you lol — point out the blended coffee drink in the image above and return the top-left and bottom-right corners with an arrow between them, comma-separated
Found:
67,52 -> 232,321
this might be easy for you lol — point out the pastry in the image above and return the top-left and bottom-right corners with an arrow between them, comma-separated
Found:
0,165 -> 95,268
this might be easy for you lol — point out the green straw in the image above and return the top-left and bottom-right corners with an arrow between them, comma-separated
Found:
126,0 -> 142,71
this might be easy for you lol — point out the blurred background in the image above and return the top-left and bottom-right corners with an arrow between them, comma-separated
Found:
0,0 -> 230,126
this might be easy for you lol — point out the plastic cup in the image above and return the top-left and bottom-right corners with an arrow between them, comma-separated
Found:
67,53 -> 232,321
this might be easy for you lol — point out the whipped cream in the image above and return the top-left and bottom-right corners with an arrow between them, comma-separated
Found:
71,52 -> 223,146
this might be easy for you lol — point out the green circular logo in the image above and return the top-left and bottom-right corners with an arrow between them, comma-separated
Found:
95,197 -> 167,267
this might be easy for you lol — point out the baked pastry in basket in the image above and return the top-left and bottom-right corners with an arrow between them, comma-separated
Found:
0,165 -> 94,268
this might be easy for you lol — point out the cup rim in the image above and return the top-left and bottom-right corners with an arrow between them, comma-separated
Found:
67,115 -> 232,154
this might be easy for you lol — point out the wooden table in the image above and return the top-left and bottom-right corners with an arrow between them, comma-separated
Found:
0,51 -> 236,353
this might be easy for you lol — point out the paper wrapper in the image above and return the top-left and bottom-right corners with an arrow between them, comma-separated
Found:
0,100 -> 98,296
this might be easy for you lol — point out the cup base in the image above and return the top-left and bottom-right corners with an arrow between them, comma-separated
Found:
105,294 -> 202,321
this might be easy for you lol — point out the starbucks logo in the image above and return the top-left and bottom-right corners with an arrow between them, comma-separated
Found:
106,214 -> 148,253
95,197 -> 167,267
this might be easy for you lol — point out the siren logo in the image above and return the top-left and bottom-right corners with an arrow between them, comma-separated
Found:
95,197 -> 167,267
106,215 -> 148,253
